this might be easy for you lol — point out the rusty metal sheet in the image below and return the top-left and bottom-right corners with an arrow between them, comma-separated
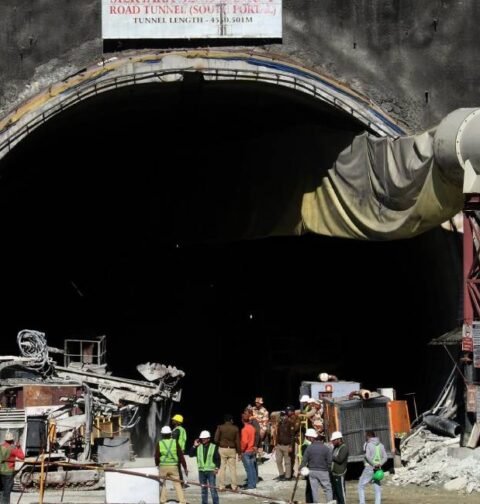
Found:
23,385 -> 79,407
388,400 -> 411,434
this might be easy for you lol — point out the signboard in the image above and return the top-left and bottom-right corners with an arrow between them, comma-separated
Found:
462,323 -> 474,352
473,321 -> 480,367
102,0 -> 282,39
466,384 -> 477,413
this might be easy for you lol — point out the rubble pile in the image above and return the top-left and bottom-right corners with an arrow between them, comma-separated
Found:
390,428 -> 480,493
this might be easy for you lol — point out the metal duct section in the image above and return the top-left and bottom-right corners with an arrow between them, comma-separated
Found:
433,108 -> 480,193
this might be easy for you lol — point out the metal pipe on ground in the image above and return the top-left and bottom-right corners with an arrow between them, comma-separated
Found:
423,415 -> 461,437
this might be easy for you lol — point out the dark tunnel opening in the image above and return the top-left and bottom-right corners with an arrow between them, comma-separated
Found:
0,77 -> 463,441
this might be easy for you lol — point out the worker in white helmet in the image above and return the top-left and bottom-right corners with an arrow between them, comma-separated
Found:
330,431 -> 349,504
155,425 -> 188,504
190,430 -> 220,504
1,431 -> 25,504
298,428 -> 333,503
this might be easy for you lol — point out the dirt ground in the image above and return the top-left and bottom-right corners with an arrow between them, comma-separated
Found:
12,456 -> 480,503
210,480 -> 480,504
14,478 -> 480,504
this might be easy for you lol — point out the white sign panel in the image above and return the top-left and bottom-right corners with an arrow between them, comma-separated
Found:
105,467 -> 159,504
102,0 -> 282,39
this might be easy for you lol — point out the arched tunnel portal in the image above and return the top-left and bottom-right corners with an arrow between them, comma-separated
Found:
0,51 -> 461,440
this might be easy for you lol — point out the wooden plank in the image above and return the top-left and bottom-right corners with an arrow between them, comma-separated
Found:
466,422 -> 480,448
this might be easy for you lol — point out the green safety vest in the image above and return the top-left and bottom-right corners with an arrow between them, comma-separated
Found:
0,444 -> 12,474
300,439 -> 311,461
197,443 -> 216,472
174,426 -> 187,450
372,445 -> 382,465
159,439 -> 178,466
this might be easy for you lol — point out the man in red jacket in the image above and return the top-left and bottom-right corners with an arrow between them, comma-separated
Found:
1,431 -> 25,504
240,413 -> 257,489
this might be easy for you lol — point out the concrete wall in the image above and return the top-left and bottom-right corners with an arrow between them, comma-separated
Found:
0,0 -> 478,131
0,0 -> 480,130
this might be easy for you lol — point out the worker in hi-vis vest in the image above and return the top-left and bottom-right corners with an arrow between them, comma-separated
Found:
190,430 -> 220,504
171,414 -> 188,486
155,425 -> 188,504
1,431 -> 25,504
358,430 -> 388,504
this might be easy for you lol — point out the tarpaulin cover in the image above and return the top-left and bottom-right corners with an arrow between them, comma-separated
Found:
301,130 -> 463,240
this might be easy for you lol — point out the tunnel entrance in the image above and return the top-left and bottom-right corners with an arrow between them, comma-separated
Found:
0,67 -> 461,438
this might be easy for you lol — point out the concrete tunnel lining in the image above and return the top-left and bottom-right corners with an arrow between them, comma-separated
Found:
0,50 -> 406,163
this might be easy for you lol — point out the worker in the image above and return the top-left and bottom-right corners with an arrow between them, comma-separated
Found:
0,431 -> 25,504
190,430 -> 220,504
240,412 -> 257,489
273,410 -> 296,481
171,414 -> 187,487
300,432 -> 313,503
330,431 -> 348,504
155,425 -> 187,504
285,405 -> 300,473
172,414 -> 187,450
298,428 -> 333,503
214,413 -> 240,491
244,406 -> 262,482
358,430 -> 388,504
250,397 -> 269,446
305,400 -> 324,435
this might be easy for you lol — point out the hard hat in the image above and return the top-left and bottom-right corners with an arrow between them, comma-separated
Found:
305,428 -> 318,438
199,430 -> 211,439
319,372 -> 329,382
372,469 -> 385,482
300,467 -> 310,477
161,426 -> 172,435
172,414 -> 184,423
300,395 -> 310,402
330,431 -> 343,441
4,432 -> 14,442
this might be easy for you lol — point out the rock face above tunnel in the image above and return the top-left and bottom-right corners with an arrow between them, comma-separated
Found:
1,0 -> 480,131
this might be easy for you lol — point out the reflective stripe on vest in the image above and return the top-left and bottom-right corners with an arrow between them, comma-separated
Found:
372,445 -> 382,465
0,444 -> 12,473
197,443 -> 216,471
300,439 -> 311,461
159,439 -> 178,465
174,426 -> 187,450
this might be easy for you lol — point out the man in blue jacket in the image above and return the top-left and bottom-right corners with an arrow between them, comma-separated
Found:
298,428 -> 333,503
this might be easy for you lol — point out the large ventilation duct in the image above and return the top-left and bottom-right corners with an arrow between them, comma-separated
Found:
433,108 -> 480,193
302,109 -> 480,241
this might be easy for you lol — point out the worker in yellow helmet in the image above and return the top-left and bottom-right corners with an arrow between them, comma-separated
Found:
171,414 -> 188,487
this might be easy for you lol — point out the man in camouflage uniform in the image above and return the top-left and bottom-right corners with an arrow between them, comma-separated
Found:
251,397 -> 269,444
305,400 -> 324,436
